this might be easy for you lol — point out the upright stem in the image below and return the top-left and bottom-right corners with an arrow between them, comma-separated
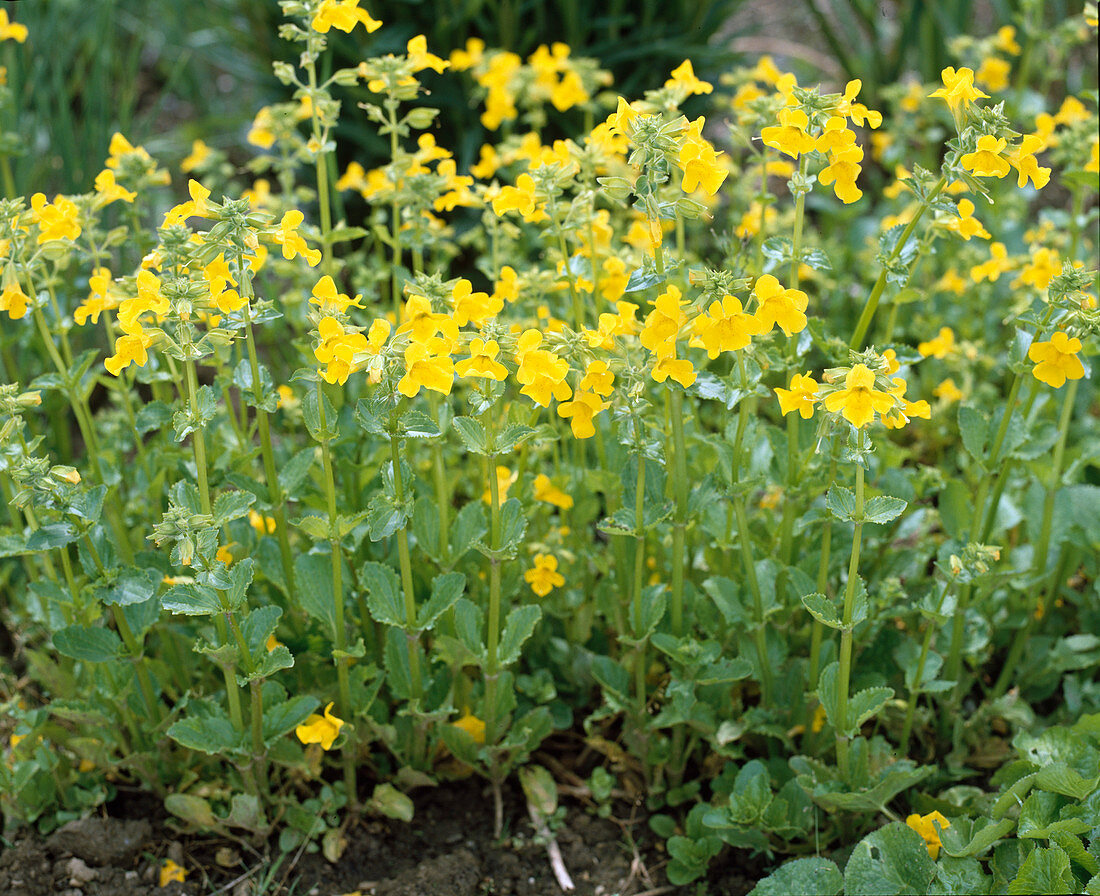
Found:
316,379 -> 356,805
631,447 -> 648,717
483,402 -> 503,744
669,388 -> 687,638
899,571 -> 959,752
850,175 -> 947,350
390,431 -> 423,701
835,430 -> 866,781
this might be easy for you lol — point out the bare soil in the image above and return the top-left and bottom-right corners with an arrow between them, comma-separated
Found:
0,778 -> 761,896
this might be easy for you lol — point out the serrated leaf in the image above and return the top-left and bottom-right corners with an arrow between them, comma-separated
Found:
827,486 -> 856,522
749,857 -> 843,896
849,686 -> 893,735
293,514 -> 330,540
416,572 -> 465,631
400,409 -> 441,439
498,604 -> 541,667
167,714 -> 241,755
362,561 -> 405,628
162,582 -> 223,616
958,405 -> 990,467
451,416 -> 488,455
53,625 -> 122,662
1008,845 -> 1077,895
212,490 -> 256,526
863,496 -> 907,525
164,794 -> 218,829
801,592 -> 842,629
844,822 -> 937,896
278,448 -> 315,497
295,552 -> 336,632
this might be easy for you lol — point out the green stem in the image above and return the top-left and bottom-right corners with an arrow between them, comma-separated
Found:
316,379 -> 355,803
899,571 -> 959,752
669,388 -> 687,638
632,446 -> 648,718
484,401 -> 503,745
390,430 -> 423,701
835,430 -> 866,781
850,175 -> 947,350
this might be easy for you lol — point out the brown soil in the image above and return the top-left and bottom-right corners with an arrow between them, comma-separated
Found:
0,778 -> 761,896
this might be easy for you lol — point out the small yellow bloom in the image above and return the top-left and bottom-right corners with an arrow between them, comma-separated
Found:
753,275 -> 808,337
934,378 -> 964,403
533,474 -> 574,510
558,389 -> 610,437
295,702 -> 345,750
961,135 -> 1010,179
1028,332 -> 1085,388
918,327 -> 955,359
0,280 -> 29,320
249,510 -> 277,536
775,373 -> 819,419
0,10 -> 28,43
159,858 -> 188,887
311,0 -> 381,34
524,553 -> 565,597
665,59 -> 713,95
451,712 -> 486,744
822,364 -> 896,429
105,331 -> 154,377
94,169 -> 137,204
975,56 -> 1011,92
407,34 -> 448,73
310,275 -> 363,315
271,210 -> 322,266
811,704 -> 827,733
181,139 -> 211,173
456,338 -> 508,381
906,811 -> 950,859
929,67 -> 988,115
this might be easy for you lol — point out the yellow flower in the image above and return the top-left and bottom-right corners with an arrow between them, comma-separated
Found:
607,96 -> 642,138
811,704 -> 827,733
961,135 -> 1010,179
451,712 -> 486,744
159,859 -> 188,887
482,466 -> 519,505
524,553 -> 565,597
1028,332 -> 1085,388
943,198 -> 990,241
651,353 -> 697,388
818,144 -> 864,204
928,67 -> 988,115
761,107 -> 815,159
515,332 -> 572,407
918,327 -> 955,359
407,34 -> 448,73
271,210 -> 321,266
640,285 -> 688,356
976,56 -> 1011,92
181,139 -> 211,173
105,331 -> 154,376
822,364 -> 896,429
1004,135 -> 1050,189
995,25 -> 1021,55
295,702 -> 345,750
456,338 -> 508,381
398,339 -> 454,397
249,510 -> 277,535
30,193 -> 81,243
1014,247 -> 1061,291
970,241 -> 1012,283
451,279 -> 501,327
533,474 -> 574,510
215,544 -> 234,566
679,133 -> 728,195
775,373 -> 819,419
550,70 -> 589,112
692,294 -> 763,357
93,169 -> 137,204
492,173 -> 540,219
753,275 -> 808,337
450,37 -> 485,72
311,0 -> 381,34
906,811 -> 950,860
934,378 -> 964,403
0,280 -> 29,320
665,59 -> 713,95
0,9 -> 28,43
310,275 -> 363,315
558,390 -> 610,438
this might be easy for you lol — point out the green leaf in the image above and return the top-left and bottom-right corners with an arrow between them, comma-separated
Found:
167,714 -> 242,755
416,572 -> 465,631
295,553 -> 336,632
942,817 -> 1014,859
451,501 -> 487,560
52,625 -> 122,662
844,822 -> 938,896
817,661 -> 841,732
226,558 -> 254,610
162,582 -> 223,616
384,626 -> 413,700
849,687 -> 893,735
400,409 -> 441,439
933,855 -> 993,896
496,423 -> 535,454
362,561 -> 405,628
451,415 -> 488,455
749,857 -> 843,896
240,605 -> 282,659
293,514 -> 330,540
302,386 -> 337,442
958,405 -> 991,467
369,783 -> 414,822
499,604 -> 541,667
366,492 -> 410,542
26,522 -> 78,551
95,567 -> 162,607
1008,846 -> 1077,895
864,496 -> 907,525
498,497 -> 527,556
827,486 -> 856,522
801,592 -> 842,629
164,794 -> 218,829
212,490 -> 256,527
1032,763 -> 1100,801
134,400 -> 173,435
278,448 -> 315,498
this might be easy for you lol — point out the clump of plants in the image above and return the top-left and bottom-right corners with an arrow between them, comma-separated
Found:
0,2 -> 1097,893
